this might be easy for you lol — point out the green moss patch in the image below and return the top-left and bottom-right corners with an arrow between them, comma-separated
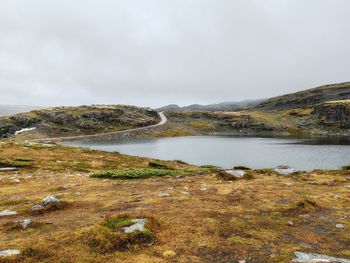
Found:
91,168 -> 208,180
0,159 -> 33,168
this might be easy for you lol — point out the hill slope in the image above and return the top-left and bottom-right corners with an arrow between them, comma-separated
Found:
256,82 -> 350,111
0,105 -> 159,138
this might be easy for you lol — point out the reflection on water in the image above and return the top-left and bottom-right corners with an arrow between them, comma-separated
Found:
62,136 -> 350,171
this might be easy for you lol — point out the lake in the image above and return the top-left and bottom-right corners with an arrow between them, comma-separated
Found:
62,136 -> 350,171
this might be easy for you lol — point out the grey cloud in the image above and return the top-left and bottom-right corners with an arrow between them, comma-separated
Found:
0,0 -> 349,107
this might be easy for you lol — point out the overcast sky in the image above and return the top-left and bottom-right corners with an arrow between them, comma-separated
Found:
0,0 -> 349,107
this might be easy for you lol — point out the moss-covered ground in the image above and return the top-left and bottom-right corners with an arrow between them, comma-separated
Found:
0,141 -> 349,262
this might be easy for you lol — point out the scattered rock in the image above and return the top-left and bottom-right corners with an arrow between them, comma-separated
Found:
122,218 -> 147,233
238,260 -> 246,263
336,223 -> 344,229
163,250 -> 176,258
159,192 -> 171,197
0,210 -> 17,217
0,249 -> 21,257
200,185 -> 207,191
292,251 -> 350,263
180,191 -> 190,195
285,182 -> 294,187
14,219 -> 32,229
225,170 -> 246,178
345,185 -> 350,189
288,221 -> 295,226
31,195 -> 63,212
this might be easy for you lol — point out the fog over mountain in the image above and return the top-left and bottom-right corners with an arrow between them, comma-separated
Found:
1,0 -> 350,107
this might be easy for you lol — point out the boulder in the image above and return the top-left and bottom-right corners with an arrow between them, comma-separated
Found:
31,195 -> 63,212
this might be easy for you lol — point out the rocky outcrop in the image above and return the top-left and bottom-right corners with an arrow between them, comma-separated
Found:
0,105 -> 160,138
313,100 -> 350,128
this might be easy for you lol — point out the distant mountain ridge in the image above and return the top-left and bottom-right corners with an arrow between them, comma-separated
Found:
156,99 -> 264,112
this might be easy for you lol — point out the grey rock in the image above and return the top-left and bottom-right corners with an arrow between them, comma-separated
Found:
0,249 -> 21,257
336,223 -> 344,229
292,252 -> 350,263
288,221 -> 295,226
31,204 -> 44,211
0,210 -> 17,217
41,195 -> 63,207
159,192 -> 170,197
274,167 -> 295,175
225,169 -> 246,178
31,195 -> 63,211
122,218 -> 147,233
15,219 -> 32,229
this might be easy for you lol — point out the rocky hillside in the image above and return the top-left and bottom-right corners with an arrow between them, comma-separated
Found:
0,105 -> 159,138
256,82 -> 350,111
313,100 -> 350,129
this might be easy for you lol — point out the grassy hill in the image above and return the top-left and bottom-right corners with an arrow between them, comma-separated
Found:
0,105 -> 159,139
255,82 -> 350,111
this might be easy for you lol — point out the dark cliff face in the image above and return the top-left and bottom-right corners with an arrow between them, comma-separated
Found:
0,105 -> 160,138
313,101 -> 350,128
256,82 -> 350,111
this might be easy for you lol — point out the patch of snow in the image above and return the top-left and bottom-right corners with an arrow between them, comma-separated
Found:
15,127 -> 36,136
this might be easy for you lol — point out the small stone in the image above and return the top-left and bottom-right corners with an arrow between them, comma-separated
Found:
180,191 -> 190,195
345,185 -> 350,189
0,210 -> 17,217
159,192 -> 170,197
336,223 -> 344,229
31,204 -> 44,211
163,250 -> 176,258
0,249 -> 21,257
12,179 -> 21,183
285,182 -> 294,187
238,260 -> 246,263
288,221 -> 295,226
73,191 -> 82,196
15,219 -> 32,229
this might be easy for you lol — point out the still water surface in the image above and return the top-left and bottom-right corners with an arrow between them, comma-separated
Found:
63,136 -> 350,171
